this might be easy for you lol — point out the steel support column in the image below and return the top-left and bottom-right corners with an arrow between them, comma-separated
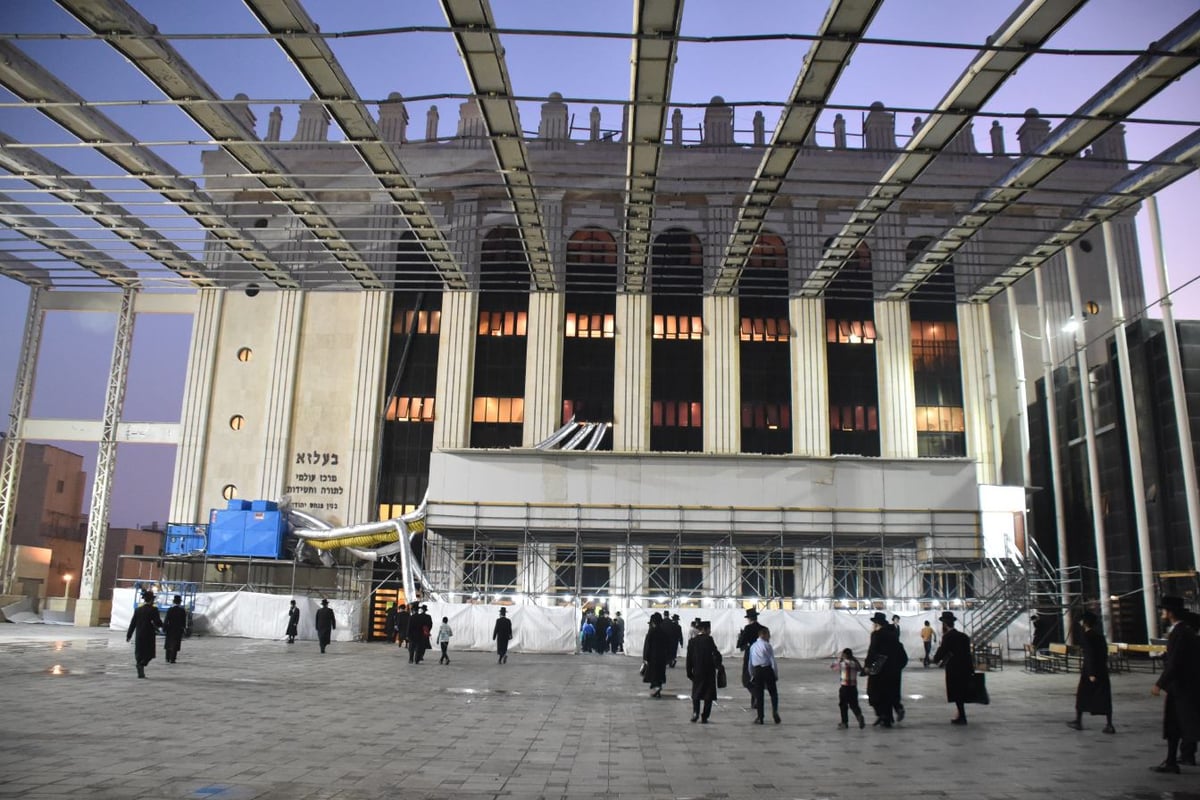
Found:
77,288 -> 136,626
0,287 -> 43,596
1035,268 -> 1071,634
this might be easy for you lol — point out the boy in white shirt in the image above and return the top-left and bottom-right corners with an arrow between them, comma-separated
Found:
436,617 -> 453,665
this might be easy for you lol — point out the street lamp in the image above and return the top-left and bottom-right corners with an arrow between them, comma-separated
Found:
62,574 -> 72,598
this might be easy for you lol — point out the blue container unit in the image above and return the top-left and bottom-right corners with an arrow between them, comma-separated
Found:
164,523 -> 208,555
207,501 -> 286,558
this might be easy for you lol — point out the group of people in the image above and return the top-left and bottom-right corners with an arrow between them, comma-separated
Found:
124,589 -> 188,677
578,608 -> 626,654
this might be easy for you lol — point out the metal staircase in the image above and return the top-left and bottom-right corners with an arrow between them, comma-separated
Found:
967,538 -> 1081,647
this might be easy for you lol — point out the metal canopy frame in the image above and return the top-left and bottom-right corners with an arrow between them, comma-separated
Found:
620,0 -> 685,294
441,0 -> 556,292
713,0 -> 884,295
887,9 -> 1200,301
799,0 -> 1088,299
0,40 -> 299,289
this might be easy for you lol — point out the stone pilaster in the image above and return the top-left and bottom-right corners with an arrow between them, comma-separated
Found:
703,295 -> 739,453
433,290 -> 478,449
959,303 -> 998,485
614,293 -> 649,452
874,300 -> 917,459
523,292 -> 565,446
790,297 -> 828,456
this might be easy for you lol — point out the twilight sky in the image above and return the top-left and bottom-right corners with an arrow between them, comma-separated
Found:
0,0 -> 1198,527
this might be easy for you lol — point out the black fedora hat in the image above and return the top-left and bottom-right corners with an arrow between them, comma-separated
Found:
938,610 -> 957,625
868,611 -> 889,625
745,608 -> 759,619
1158,595 -> 1187,614
1078,610 -> 1098,627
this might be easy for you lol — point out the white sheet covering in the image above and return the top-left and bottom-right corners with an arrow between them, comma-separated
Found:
108,590 -> 1019,661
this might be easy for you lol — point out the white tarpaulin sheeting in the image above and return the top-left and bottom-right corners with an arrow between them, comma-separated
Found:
109,590 -> 1017,661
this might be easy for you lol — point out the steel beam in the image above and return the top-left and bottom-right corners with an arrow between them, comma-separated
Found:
0,288 -> 43,595
894,9 -> 1200,301
621,0 -> 685,293
970,127 -> 1200,301
57,0 -> 382,288
440,0 -> 555,291
799,0 -> 1086,299
0,41 -> 298,289
241,0 -> 468,290
0,131 -> 214,287
713,0 -> 885,294
0,251 -> 51,287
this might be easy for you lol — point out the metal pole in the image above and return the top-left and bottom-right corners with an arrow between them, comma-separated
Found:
0,286 -> 42,596
1147,196 -> 1200,572
1034,268 -> 1071,634
1064,245 -> 1113,629
1102,220 -> 1158,639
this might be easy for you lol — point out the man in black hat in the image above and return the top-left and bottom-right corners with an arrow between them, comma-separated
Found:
667,613 -> 684,668
126,589 -> 163,678
315,598 -> 336,653
737,608 -> 764,708
163,594 -> 187,664
394,602 -> 410,651
285,599 -> 300,643
685,619 -> 722,723
1151,595 -> 1200,773
1066,609 -> 1114,733
932,610 -> 973,725
493,606 -> 513,664
415,604 -> 433,663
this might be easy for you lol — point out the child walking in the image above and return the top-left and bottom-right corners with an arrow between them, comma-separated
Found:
436,616 -> 453,664
832,647 -> 866,729
748,627 -> 781,724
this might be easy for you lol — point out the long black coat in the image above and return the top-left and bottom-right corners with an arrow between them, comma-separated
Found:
1157,621 -> 1200,741
126,603 -> 162,665
394,610 -> 410,642
686,633 -> 722,702
866,623 -> 906,709
1076,628 -> 1112,715
163,604 -> 187,654
642,623 -> 670,687
285,606 -> 300,637
315,606 -> 336,646
933,627 -> 973,703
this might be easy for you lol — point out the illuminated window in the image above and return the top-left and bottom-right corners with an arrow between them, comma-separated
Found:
739,317 -> 791,342
829,405 -> 878,432
378,503 -> 417,521
651,400 -> 702,428
652,314 -> 703,340
826,318 -> 877,344
477,310 -> 528,337
472,396 -> 525,424
392,310 -> 442,335
565,312 -> 615,339
741,402 -> 791,431
567,229 -> 617,266
386,396 -> 436,422
915,406 -> 965,433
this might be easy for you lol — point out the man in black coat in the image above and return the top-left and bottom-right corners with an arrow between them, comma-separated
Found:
384,602 -> 398,644
642,612 -> 670,697
163,594 -> 187,664
667,614 -> 684,667
493,606 -> 513,664
315,599 -> 336,653
737,608 -> 764,708
126,589 -> 163,678
1151,596 -> 1200,773
865,611 -> 905,727
1068,609 -> 1114,733
415,604 -> 433,663
406,603 -> 423,663
932,610 -> 973,725
686,619 -> 722,723
394,603 -> 411,650
285,599 -> 300,643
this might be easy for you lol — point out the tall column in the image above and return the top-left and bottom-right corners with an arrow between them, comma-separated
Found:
1005,288 -> 1031,487
708,544 -> 740,603
1148,197 -> 1200,572
703,295 -> 739,453
614,293 -> 649,452
345,291 -> 390,524
1065,245 -> 1112,629
1035,268 -> 1071,631
1102,221 -> 1157,639
168,288 -> 222,523
958,303 -> 998,485
523,292 -> 565,447
433,290 -> 478,449
790,297 -> 828,456
259,290 -> 305,496
76,289 -> 136,627
874,300 -> 917,458
0,288 -> 42,597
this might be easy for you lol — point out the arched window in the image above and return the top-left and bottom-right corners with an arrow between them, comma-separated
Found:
748,233 -> 787,269
566,228 -> 617,294
650,228 -> 703,295
480,226 -> 529,292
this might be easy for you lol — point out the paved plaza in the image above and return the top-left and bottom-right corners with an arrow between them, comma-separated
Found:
0,624 -> 1193,800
